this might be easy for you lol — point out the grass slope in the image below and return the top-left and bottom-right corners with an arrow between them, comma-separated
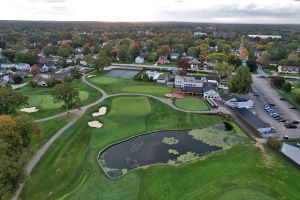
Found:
20,96 -> 300,200
175,97 -> 210,111
17,79 -> 101,118
88,72 -> 173,97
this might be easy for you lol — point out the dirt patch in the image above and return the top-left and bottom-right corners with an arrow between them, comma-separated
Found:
255,142 -> 274,167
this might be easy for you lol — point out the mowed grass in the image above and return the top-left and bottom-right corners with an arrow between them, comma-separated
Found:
276,86 -> 300,111
175,97 -> 210,111
30,116 -> 69,153
20,96 -> 300,200
17,79 -> 101,119
88,71 -> 173,97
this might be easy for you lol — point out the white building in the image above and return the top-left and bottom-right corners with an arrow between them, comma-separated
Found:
146,70 -> 162,80
222,94 -> 254,109
1,63 -> 16,69
248,35 -> 282,39
135,56 -> 144,64
16,63 -> 31,71
174,75 -> 204,88
281,143 -> 300,165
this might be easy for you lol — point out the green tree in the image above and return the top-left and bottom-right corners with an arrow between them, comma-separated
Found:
228,67 -> 253,94
52,83 -> 81,117
206,53 -> 227,62
227,54 -> 242,68
246,59 -> 258,72
93,51 -> 112,71
282,82 -> 292,93
84,54 -> 94,68
0,86 -> 28,115
15,52 -> 37,65
148,52 -> 158,62
214,61 -> 235,78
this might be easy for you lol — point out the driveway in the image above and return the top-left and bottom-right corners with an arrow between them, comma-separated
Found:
251,68 -> 300,138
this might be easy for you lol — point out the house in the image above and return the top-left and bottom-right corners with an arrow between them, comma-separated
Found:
158,56 -> 169,65
156,74 -> 169,84
146,70 -> 163,80
175,75 -> 205,88
193,32 -> 207,37
54,70 -> 71,81
222,94 -> 254,109
16,63 -> 31,71
278,66 -> 299,74
135,56 -> 144,64
40,63 -> 56,73
1,63 -> 16,69
203,82 -> 219,99
281,143 -> 300,166
170,53 -> 179,61
35,74 -> 50,86
235,108 -> 271,135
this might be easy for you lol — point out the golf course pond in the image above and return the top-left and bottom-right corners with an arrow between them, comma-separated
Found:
99,122 -> 247,178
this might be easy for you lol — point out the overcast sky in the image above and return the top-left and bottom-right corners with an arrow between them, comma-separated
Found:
1,0 -> 300,24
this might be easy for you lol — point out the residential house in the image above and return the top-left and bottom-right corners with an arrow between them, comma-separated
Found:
203,82 -> 219,99
146,70 -> 163,80
135,56 -> 144,64
54,70 -> 71,81
193,32 -> 207,37
156,74 -> 169,84
158,56 -> 169,65
1,63 -> 16,69
170,53 -> 179,61
278,66 -> 299,74
281,143 -> 300,166
221,94 -> 254,109
35,74 -> 50,86
235,107 -> 271,135
16,63 -> 31,71
40,63 -> 56,73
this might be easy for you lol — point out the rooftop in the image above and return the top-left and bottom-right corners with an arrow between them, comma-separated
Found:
235,108 -> 270,129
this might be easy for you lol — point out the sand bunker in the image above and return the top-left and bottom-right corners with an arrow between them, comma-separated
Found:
92,107 -> 107,117
164,94 -> 173,98
87,75 -> 96,78
20,107 -> 39,113
88,121 -> 103,128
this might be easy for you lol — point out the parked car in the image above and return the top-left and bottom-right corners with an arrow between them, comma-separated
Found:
286,124 -> 297,129
269,103 -> 275,107
279,119 -> 286,122
291,120 -> 299,125
253,92 -> 260,97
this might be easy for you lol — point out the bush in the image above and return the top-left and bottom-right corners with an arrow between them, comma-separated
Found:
28,80 -> 38,88
282,82 -> 292,93
267,137 -> 282,150
11,74 -> 23,84
46,78 -> 61,87
272,76 -> 285,88
70,67 -> 82,79
63,76 -> 72,83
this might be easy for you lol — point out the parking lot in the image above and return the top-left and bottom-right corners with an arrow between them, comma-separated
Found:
251,71 -> 300,139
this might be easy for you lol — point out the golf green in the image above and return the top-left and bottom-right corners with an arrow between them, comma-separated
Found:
175,97 -> 210,111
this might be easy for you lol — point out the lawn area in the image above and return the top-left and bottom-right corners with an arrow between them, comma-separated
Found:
275,86 -> 300,111
88,71 -> 173,97
20,96 -> 300,200
174,97 -> 210,111
17,79 -> 101,119
30,116 -> 69,153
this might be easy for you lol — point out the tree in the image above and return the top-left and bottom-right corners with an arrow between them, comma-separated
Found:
272,76 -> 285,88
282,82 -> 292,93
246,59 -> 258,72
177,58 -> 190,70
57,47 -> 73,58
15,52 -> 37,66
0,86 -> 28,115
240,47 -> 249,59
11,74 -> 23,84
31,64 -> 40,76
84,54 -> 94,68
187,47 -> 200,58
129,41 -> 140,62
158,45 -> 171,55
228,66 -> 252,94
70,67 -> 82,79
227,54 -> 242,68
295,93 -> 300,103
214,61 -> 235,78
145,40 -> 158,52
206,53 -> 227,62
52,83 -> 81,117
148,52 -> 158,62
2,50 -> 16,62
93,51 -> 112,71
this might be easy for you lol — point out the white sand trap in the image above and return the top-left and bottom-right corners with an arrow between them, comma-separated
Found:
164,94 -> 173,98
20,107 -> 39,113
88,121 -> 103,128
92,107 -> 107,117
87,75 -> 96,78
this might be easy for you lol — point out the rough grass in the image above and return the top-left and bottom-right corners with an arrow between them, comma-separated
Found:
174,97 -> 210,111
88,72 -> 173,97
20,96 -> 300,200
17,79 -> 101,119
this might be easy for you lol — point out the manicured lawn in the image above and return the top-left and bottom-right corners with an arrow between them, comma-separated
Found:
17,79 -> 101,119
88,71 -> 173,97
30,116 -> 69,153
175,97 -> 210,111
20,96 -> 300,200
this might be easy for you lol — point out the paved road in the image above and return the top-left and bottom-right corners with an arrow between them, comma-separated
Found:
251,68 -> 300,138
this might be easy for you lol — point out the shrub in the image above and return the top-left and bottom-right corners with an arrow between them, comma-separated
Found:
272,76 -> 285,88
267,137 -> 282,150
63,76 -> 72,83
282,82 -> 292,93
28,80 -> 38,88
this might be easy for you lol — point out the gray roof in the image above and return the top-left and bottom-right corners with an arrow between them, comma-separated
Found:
222,94 -> 250,102
203,82 -> 218,92
235,108 -> 270,129
183,86 -> 203,94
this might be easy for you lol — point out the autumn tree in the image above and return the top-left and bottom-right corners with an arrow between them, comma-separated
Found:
52,83 -> 81,117
240,47 -> 249,59
177,58 -> 190,70
228,66 -> 252,94
0,86 -> 28,115
31,64 -> 40,76
158,45 -> 171,55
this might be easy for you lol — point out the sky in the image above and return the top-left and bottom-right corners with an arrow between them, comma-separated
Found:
1,0 -> 300,24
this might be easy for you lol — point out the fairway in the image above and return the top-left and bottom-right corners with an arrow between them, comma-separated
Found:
20,96 -> 300,200
17,79 -> 100,118
175,97 -> 210,111
88,72 -> 173,97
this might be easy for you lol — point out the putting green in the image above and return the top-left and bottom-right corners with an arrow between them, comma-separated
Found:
121,86 -> 171,94
175,97 -> 210,111
109,96 -> 151,117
